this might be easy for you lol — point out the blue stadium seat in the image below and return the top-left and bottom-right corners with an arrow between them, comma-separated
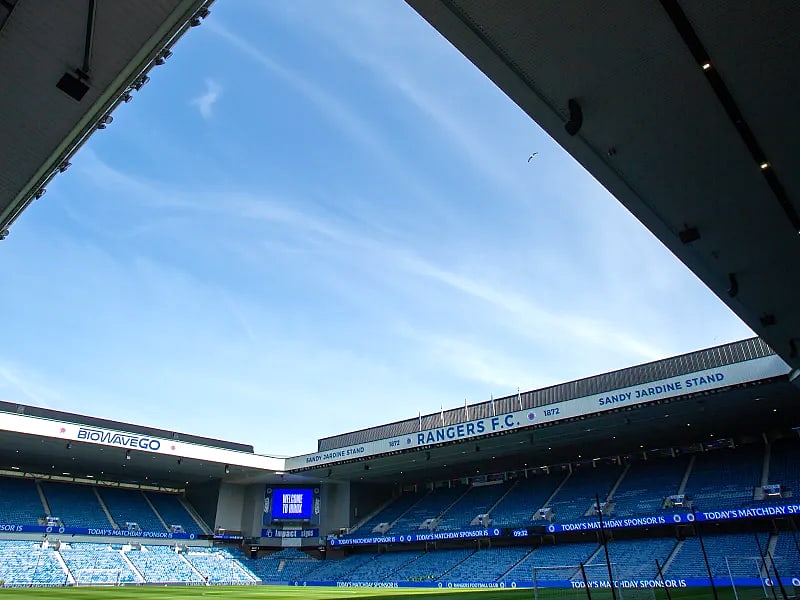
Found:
391,548 -> 475,581
767,438 -> 800,503
435,481 -> 512,531
502,542 -> 599,582
612,457 -> 689,517
59,542 -> 139,585
125,544 -> 204,584
444,546 -> 532,582
389,486 -> 468,533
144,491 -> 206,535
666,533 -> 771,578
546,464 -> 623,523
0,477 -> 46,526
98,487 -> 165,533
0,540 -> 68,586
40,481 -> 112,529
490,474 -> 564,527
347,492 -> 424,536
684,447 -> 763,511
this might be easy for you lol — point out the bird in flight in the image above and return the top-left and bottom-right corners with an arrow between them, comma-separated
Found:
528,153 -> 538,162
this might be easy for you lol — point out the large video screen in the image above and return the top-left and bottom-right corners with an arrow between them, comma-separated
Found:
271,488 -> 313,520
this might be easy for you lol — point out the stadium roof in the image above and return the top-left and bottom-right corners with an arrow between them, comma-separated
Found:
0,0 -> 212,235
294,338 -> 800,483
406,1 -> 800,369
318,337 -> 776,451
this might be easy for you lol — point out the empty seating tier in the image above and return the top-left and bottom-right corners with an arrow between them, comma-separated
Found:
40,482 -> 111,529
612,457 -> 688,517
0,477 -> 46,525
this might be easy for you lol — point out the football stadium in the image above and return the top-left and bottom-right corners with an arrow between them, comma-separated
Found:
0,1 -> 799,599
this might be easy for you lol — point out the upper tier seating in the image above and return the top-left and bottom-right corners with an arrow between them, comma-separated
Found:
435,481 -> 512,531
546,464 -> 623,522
684,446 -> 763,510
0,477 -> 45,525
349,492 -> 424,536
145,492 -> 205,535
0,541 -> 68,586
125,544 -> 204,584
612,457 -> 688,517
40,482 -> 111,529
666,533 -> 771,578
490,474 -> 565,526
389,486 -> 468,533
98,487 -> 165,532
59,543 -> 139,585
767,438 -> 800,501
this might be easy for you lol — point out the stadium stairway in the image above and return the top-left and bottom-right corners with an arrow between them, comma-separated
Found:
52,546 -> 75,585
660,539 -> 684,575
604,463 -> 631,503
179,497 -> 212,535
120,551 -> 146,583
676,455 -> 695,495
348,496 -> 398,535
93,488 -> 119,530
36,481 -> 51,519
142,492 -> 171,531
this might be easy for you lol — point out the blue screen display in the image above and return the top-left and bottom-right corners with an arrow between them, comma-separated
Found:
271,488 -> 313,520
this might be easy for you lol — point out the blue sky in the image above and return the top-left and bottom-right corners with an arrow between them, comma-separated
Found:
0,0 -> 753,456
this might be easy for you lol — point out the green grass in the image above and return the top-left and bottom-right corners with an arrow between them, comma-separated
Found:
0,585 -> 759,600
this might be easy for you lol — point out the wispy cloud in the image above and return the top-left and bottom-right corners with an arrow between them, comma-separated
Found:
191,78 -> 222,119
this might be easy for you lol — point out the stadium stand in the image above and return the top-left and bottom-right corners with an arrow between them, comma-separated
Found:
344,550 -> 424,580
434,481 -> 512,531
0,477 -> 46,525
501,541 -> 599,582
181,547 -> 256,584
611,457 -> 689,517
489,474 -> 564,526
443,546 -> 532,582
295,552 -> 375,581
767,437 -> 800,501
145,491 -> 206,535
683,446 -> 764,510
0,540 -> 68,586
545,464 -> 623,522
59,543 -> 139,585
235,547 -> 319,582
666,533 -> 771,578
389,486 -> 467,533
348,491 -> 424,536
98,487 -> 165,533
391,548 -> 475,581
40,482 -> 111,529
125,544 -> 204,584
586,537 -> 676,579
771,532 -> 800,577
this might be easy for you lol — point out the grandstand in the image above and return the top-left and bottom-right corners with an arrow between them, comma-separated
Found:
0,338 -> 797,591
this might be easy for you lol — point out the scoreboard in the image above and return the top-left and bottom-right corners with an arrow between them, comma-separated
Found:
272,488 -> 313,520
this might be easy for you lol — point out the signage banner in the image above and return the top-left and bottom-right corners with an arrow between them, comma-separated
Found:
281,576 -> 800,589
0,523 -> 198,540
261,528 -> 319,539
0,413 -> 284,471
286,355 -> 788,470
546,503 -> 800,533
329,528 -> 503,546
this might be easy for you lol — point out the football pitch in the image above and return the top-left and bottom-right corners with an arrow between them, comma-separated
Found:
0,586 -> 752,600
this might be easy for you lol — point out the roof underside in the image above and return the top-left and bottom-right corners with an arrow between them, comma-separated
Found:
0,0 -> 210,232
406,0 -> 800,370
